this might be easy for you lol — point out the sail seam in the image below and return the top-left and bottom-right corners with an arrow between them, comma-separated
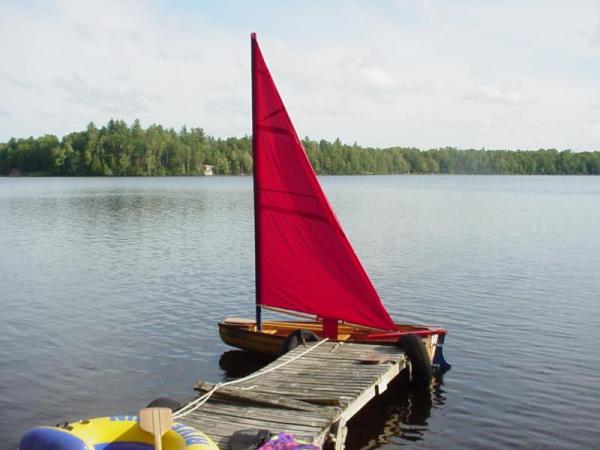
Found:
262,107 -> 285,121
257,125 -> 293,136
261,187 -> 316,199
261,204 -> 328,223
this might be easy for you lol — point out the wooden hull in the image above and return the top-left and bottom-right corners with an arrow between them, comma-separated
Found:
218,318 -> 450,371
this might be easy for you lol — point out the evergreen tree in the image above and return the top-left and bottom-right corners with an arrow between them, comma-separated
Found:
1,119 -> 598,176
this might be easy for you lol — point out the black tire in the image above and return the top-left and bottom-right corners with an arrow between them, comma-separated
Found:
230,429 -> 272,450
146,397 -> 182,412
281,329 -> 319,355
397,334 -> 433,389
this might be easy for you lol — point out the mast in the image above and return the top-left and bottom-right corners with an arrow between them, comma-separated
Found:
251,33 -> 262,331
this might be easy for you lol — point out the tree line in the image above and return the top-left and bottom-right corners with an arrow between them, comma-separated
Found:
1,119 -> 599,176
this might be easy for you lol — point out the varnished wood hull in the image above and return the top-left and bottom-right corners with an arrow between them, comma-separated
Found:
218,318 -> 450,371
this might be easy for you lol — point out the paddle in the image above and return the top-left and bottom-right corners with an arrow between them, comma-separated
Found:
139,407 -> 173,450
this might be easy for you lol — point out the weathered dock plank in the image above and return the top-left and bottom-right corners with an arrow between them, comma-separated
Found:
176,341 -> 406,450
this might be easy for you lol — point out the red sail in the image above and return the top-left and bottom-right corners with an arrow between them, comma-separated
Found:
251,34 -> 395,331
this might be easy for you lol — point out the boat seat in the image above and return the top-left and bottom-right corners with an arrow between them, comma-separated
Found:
224,318 -> 256,324
338,334 -> 351,341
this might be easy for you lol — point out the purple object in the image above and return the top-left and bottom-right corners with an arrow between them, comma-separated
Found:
257,433 -> 320,450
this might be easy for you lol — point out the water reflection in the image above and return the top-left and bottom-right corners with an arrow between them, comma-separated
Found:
347,379 -> 445,449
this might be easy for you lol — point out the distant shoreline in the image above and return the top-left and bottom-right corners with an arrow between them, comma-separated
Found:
2,119 -> 599,176
3,173 -> 598,178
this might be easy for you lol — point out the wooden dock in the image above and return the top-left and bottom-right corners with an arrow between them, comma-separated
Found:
176,341 -> 407,450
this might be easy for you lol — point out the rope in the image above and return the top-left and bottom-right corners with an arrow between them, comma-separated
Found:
173,338 -> 329,419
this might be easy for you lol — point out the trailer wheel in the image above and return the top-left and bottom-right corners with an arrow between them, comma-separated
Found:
397,334 -> 432,388
281,329 -> 319,355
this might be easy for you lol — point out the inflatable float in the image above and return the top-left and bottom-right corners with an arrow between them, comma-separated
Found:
19,414 -> 219,450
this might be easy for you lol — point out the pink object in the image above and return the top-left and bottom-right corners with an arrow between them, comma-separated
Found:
258,432 -> 321,450
251,33 -> 395,331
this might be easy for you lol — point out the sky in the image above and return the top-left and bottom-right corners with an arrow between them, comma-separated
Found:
1,0 -> 600,150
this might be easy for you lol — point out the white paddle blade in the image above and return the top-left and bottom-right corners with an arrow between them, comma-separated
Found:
139,407 -> 173,450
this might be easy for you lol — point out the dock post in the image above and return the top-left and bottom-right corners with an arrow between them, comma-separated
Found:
330,420 -> 348,450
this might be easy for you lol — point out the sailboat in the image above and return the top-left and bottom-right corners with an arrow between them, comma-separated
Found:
219,34 -> 450,375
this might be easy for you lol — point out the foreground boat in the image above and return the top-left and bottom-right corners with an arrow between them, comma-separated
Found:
218,34 -> 450,378
20,414 -> 218,450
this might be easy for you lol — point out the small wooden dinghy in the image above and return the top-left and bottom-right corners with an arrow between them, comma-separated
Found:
219,319 -> 448,367
19,414 -> 219,450
218,34 -> 450,376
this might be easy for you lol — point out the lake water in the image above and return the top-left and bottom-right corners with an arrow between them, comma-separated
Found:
1,176 -> 599,450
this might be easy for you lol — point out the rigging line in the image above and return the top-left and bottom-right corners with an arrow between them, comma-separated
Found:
172,338 -> 330,419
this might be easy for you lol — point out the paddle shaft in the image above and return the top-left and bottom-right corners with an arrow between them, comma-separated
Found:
153,432 -> 162,450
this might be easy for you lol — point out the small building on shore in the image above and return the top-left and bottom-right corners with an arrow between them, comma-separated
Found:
203,165 -> 214,176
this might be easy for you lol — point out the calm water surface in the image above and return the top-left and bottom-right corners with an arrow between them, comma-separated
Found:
1,176 -> 599,449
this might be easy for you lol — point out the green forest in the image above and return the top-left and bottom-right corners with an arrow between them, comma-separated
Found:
1,119 -> 599,176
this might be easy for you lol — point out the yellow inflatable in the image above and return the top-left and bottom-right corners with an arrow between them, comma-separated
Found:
19,415 -> 219,450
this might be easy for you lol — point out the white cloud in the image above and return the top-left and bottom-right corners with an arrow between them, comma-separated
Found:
465,85 -> 527,105
358,67 -> 397,90
586,24 -> 600,47
53,74 -> 153,114
1,73 -> 35,90
1,0 -> 600,150
584,123 -> 600,137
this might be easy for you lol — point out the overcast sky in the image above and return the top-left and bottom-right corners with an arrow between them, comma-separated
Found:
1,0 -> 599,150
